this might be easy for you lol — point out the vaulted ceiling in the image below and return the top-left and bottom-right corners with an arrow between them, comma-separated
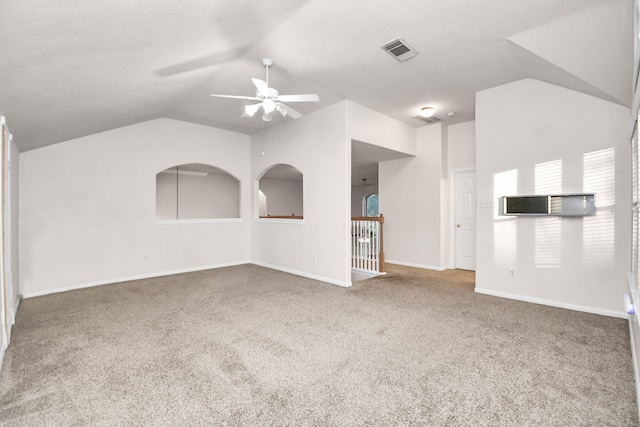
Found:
0,0 -> 632,152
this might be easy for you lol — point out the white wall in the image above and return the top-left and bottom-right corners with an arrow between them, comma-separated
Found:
624,1 -> 640,406
16,101 -> 422,295
259,178 -> 303,217
19,118 -> 251,296
156,173 -> 178,219
347,101 -> 417,156
351,184 -> 378,217
251,102 -> 350,286
448,121 -> 476,171
475,79 -> 631,316
10,138 -> 19,312
380,124 -> 446,270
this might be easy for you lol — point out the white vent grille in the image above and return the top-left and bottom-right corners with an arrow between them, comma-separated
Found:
381,38 -> 417,62
412,114 -> 442,124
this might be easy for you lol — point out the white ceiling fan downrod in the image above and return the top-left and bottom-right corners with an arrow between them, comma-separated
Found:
262,58 -> 272,87
261,58 -> 276,121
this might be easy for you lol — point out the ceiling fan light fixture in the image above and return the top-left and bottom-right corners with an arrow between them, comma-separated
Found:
262,113 -> 272,122
263,98 -> 276,114
420,107 -> 436,118
277,104 -> 288,117
244,103 -> 261,117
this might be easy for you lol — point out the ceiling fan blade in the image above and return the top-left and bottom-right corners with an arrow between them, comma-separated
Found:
276,104 -> 288,117
278,103 -> 302,119
251,78 -> 271,97
277,94 -> 319,103
242,103 -> 263,118
209,94 -> 259,101
155,46 -> 250,77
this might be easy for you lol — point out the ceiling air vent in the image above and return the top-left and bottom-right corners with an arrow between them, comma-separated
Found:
381,38 -> 417,62
412,114 -> 442,125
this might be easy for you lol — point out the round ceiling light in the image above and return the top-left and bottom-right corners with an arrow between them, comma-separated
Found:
419,107 -> 436,118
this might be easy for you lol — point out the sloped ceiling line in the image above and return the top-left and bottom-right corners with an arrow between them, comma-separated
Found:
508,0 -> 633,107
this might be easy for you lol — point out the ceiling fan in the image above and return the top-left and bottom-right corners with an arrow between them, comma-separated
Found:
209,58 -> 319,122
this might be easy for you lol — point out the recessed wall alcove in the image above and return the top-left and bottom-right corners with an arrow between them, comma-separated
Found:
257,164 -> 303,218
156,163 -> 240,220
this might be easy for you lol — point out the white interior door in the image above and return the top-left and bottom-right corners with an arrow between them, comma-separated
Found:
454,170 -> 476,271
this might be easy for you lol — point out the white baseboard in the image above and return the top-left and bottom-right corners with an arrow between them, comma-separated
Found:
0,342 -> 5,374
12,296 -> 20,325
385,259 -> 446,271
22,260 -> 352,299
475,287 -> 628,318
22,260 -> 252,299
629,319 -> 640,421
251,261 -> 351,287
351,268 -> 386,277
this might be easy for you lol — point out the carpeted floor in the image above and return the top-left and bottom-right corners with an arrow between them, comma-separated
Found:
0,264 -> 637,426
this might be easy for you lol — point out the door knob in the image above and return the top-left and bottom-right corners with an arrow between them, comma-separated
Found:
456,224 -> 461,228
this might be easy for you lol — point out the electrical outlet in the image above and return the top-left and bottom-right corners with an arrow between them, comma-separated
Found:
143,253 -> 150,262
508,269 -> 516,278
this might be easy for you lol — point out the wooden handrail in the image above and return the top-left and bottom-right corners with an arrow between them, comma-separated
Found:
351,214 -> 384,223
259,215 -> 303,219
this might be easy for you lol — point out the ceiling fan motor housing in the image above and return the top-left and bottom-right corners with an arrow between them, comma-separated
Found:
255,88 -> 279,100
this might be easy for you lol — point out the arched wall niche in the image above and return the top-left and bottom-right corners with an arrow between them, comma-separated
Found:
257,163 -> 303,218
156,163 -> 240,220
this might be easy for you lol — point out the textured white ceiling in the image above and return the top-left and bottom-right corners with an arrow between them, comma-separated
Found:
0,0 -> 631,152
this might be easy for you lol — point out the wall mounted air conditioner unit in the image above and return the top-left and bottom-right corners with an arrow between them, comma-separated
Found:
499,193 -> 596,216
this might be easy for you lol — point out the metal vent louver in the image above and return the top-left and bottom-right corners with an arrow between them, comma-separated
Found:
412,114 -> 442,124
381,38 -> 417,62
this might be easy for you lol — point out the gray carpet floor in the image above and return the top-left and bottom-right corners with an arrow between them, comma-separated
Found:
0,264 -> 637,426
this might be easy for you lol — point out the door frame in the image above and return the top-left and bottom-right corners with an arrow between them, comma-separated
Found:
4,129 -> 12,329
0,117 -> 7,357
449,167 -> 476,270
0,116 -> 13,357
